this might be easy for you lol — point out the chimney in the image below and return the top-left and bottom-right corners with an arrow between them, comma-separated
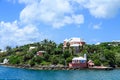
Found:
84,54 -> 87,60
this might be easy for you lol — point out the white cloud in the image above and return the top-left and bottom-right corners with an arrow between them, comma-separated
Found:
74,0 -> 120,18
93,24 -> 100,29
53,14 -> 84,28
19,0 -> 84,28
0,21 -> 44,49
18,0 -> 120,29
85,0 -> 120,18
3,0 -> 120,49
88,22 -> 102,30
93,23 -> 102,30
72,15 -> 84,24
9,0 -> 120,19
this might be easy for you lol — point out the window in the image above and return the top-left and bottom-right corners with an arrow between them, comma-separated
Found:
80,60 -> 86,63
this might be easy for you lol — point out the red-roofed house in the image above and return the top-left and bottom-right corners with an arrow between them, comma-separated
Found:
37,51 -> 46,56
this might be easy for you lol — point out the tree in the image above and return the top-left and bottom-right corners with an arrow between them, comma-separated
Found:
5,46 -> 13,56
6,46 -> 12,51
58,43 -> 63,49
104,50 -> 116,67
33,56 -> 43,64
29,59 -> 35,67
79,45 -> 84,53
9,56 -> 21,64
51,56 -> 59,65
94,59 -> 101,66
66,57 -> 73,65
0,49 -> 2,52
54,48 -> 63,55
23,53 -> 34,62
115,53 -> 120,67
63,49 -> 71,59
66,42 -> 70,49
43,53 -> 50,62
59,59 -> 65,65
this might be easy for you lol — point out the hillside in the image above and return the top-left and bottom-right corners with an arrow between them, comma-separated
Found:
0,39 -> 120,68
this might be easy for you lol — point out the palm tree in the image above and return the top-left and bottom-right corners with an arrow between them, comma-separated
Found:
66,42 -> 70,49
0,49 -> 2,52
6,46 -> 11,51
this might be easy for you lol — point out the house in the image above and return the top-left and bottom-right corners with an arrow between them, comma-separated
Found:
69,54 -> 87,68
63,37 -> 85,47
88,60 -> 94,67
29,46 -> 36,51
3,58 -> 9,64
36,51 -> 46,56
63,37 -> 85,53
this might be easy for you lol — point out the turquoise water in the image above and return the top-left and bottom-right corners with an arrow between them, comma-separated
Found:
0,66 -> 119,80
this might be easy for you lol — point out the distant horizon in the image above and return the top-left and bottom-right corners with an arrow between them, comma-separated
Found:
0,0 -> 120,49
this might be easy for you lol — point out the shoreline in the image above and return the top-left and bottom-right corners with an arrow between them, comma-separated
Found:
0,64 -> 115,70
0,64 -> 85,70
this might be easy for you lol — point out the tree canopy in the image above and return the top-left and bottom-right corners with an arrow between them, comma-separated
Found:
0,40 -> 120,67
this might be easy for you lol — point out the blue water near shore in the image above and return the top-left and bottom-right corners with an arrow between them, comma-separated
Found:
0,66 -> 120,80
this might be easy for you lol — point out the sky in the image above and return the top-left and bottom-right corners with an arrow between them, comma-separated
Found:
0,0 -> 120,49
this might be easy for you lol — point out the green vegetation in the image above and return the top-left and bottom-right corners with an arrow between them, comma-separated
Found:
0,39 -> 120,68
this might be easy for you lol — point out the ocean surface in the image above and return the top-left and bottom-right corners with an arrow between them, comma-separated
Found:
0,66 -> 120,80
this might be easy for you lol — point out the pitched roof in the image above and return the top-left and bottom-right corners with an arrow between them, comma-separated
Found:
72,57 -> 86,60
64,37 -> 84,42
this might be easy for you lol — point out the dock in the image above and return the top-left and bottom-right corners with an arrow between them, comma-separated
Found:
89,66 -> 113,70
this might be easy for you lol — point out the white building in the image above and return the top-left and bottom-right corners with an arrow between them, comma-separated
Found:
3,58 -> 9,64
29,46 -> 36,51
72,54 -> 87,63
69,54 -> 87,68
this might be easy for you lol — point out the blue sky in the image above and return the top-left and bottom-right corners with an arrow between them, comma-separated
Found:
0,0 -> 120,49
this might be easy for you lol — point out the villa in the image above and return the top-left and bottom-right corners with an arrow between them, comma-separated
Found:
63,37 -> 85,53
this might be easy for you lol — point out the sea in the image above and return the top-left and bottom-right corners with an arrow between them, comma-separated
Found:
0,66 -> 119,80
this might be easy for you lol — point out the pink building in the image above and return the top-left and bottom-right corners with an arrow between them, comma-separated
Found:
63,37 -> 85,47
63,37 -> 85,53
88,60 -> 94,68
36,51 -> 46,56
69,54 -> 87,68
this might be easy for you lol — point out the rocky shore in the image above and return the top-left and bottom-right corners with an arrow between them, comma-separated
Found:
0,64 -> 89,70
0,64 -> 114,70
